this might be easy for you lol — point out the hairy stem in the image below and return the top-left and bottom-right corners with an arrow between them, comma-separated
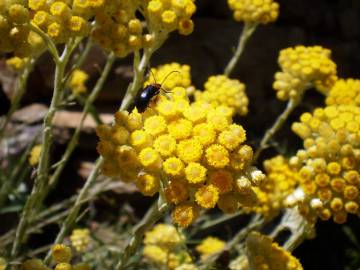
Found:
39,53 -> 115,203
115,196 -> 169,270
10,41 -> 76,260
271,209 -> 313,252
0,59 -> 35,140
253,98 -> 299,162
44,157 -> 103,264
224,23 -> 257,77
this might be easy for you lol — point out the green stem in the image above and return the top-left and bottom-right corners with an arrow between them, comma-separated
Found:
73,38 -> 93,69
224,23 -> 257,77
75,96 -> 103,125
10,41 -> 76,260
39,53 -> 115,203
0,59 -> 35,140
115,195 -> 169,270
44,157 -> 103,264
253,98 -> 299,162
195,210 -> 244,234
28,23 -> 59,62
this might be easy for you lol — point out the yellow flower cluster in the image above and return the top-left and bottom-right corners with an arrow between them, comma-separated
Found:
93,0 -> 196,57
69,69 -> 89,95
145,0 -> 196,36
0,1 -> 44,57
145,62 -> 192,91
92,0 -> 147,57
70,228 -> 90,252
273,46 -> 337,101
227,0 -> 279,24
291,105 -> 360,224
326,78 -> 360,106
6,56 -> 29,71
143,223 -> 192,269
23,244 -> 90,270
30,0 -> 104,44
195,236 -> 225,260
246,232 -> 303,270
249,156 -> 299,219
29,144 -> 42,166
96,87 -> 264,227
194,75 -> 249,116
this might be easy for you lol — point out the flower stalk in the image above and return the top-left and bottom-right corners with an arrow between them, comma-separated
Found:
11,40 -> 77,260
38,52 -> 116,204
44,157 -> 103,264
253,98 -> 300,162
224,23 -> 257,76
115,195 -> 170,270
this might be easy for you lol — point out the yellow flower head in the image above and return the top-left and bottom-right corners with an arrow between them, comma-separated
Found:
136,173 -> 160,196
144,223 -> 184,248
69,69 -> 89,95
195,184 -> 220,209
195,75 -> 249,116
55,263 -> 72,270
146,0 -> 196,35
165,179 -> 189,204
172,203 -> 199,227
22,259 -> 48,270
143,223 -> 191,269
246,232 -> 303,270
0,2 -> 46,57
326,78 -> 360,106
28,0 -> 103,45
228,0 -> 279,24
29,144 -> 42,166
51,244 -> 72,264
6,56 -> 29,71
196,236 -> 225,260
290,105 -> 360,224
273,46 -> 337,101
96,84 -> 262,226
70,228 -> 90,252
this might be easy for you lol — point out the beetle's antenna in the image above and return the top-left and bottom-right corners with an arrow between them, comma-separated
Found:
149,69 -> 157,84
160,70 -> 180,86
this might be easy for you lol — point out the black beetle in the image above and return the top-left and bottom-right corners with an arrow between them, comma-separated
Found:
134,71 -> 179,113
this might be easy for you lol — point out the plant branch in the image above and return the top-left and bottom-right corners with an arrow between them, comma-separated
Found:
224,23 -> 257,77
115,195 -> 169,270
10,41 -> 77,260
44,157 -> 103,264
40,53 -> 115,202
253,98 -> 300,162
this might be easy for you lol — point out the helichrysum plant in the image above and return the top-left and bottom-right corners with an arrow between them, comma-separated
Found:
96,87 -> 265,227
1,0 -> 359,270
